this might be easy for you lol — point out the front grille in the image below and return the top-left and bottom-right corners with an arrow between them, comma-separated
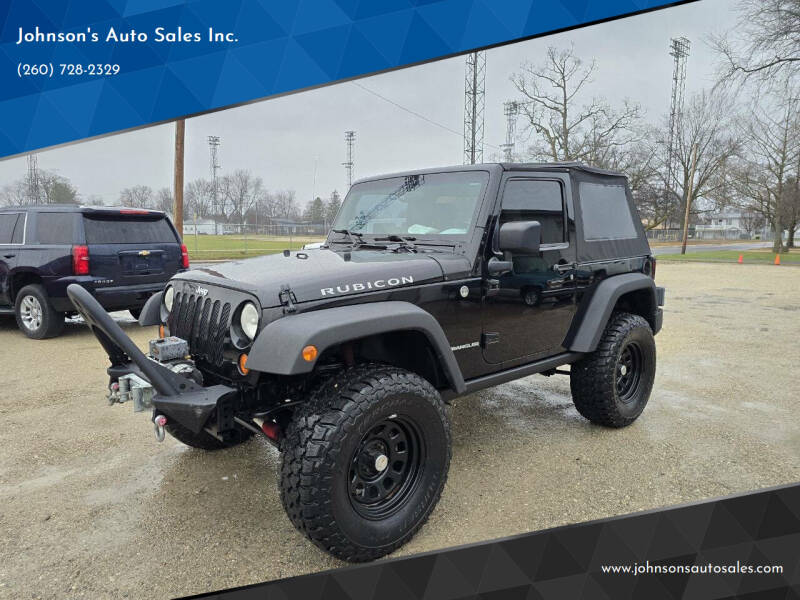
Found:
168,292 -> 231,366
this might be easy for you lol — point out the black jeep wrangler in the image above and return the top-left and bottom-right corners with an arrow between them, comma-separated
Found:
69,163 -> 664,562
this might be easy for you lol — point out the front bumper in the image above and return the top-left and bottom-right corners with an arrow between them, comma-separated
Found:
67,283 -> 235,434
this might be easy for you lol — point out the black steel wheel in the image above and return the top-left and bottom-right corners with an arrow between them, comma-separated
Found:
348,416 -> 424,520
570,312 -> 656,428
280,365 -> 450,562
616,342 -> 643,403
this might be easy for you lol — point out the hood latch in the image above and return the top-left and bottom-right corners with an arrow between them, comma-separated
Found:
279,284 -> 298,314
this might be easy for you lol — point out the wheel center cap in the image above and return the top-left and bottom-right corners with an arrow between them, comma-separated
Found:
620,365 -> 627,376
374,454 -> 388,472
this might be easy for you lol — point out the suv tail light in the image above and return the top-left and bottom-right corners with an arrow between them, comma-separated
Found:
180,244 -> 190,269
72,245 -> 90,275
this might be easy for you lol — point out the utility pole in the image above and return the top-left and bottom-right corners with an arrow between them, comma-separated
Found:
173,119 -> 185,238
680,143 -> 698,255
665,37 -> 690,230
501,101 -> 520,162
343,131 -> 355,189
463,51 -> 486,165
208,135 -> 221,234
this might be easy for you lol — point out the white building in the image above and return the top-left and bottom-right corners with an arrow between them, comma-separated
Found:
182,219 -> 217,235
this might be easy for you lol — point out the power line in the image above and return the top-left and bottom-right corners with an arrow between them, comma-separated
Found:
352,81 -> 501,150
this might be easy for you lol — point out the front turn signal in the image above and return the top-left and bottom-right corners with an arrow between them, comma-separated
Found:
302,345 -> 318,362
238,353 -> 249,375
159,325 -> 166,338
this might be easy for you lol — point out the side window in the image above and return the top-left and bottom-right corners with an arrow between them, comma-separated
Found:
0,213 -> 20,244
500,179 -> 565,245
37,212 -> 75,244
579,182 -> 638,240
11,214 -> 25,243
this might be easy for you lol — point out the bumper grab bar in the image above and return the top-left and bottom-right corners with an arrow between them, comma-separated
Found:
67,283 -> 184,397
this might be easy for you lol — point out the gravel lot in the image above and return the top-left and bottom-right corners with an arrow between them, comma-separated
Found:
1,262 -> 798,599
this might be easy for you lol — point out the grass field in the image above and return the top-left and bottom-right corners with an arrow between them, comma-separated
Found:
659,249 -> 800,264
183,234 -> 325,260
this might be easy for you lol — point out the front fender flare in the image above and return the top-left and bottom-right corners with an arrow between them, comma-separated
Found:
138,291 -> 163,326
566,272 -> 657,353
246,301 -> 466,395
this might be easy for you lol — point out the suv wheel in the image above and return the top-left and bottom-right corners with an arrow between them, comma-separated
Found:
280,365 -> 451,562
14,284 -> 64,339
570,312 -> 656,428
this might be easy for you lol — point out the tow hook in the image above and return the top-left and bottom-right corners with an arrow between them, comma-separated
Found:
153,414 -> 167,442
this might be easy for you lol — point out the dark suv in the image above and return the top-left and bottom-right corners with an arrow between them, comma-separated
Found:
71,163 -> 664,562
0,205 -> 188,338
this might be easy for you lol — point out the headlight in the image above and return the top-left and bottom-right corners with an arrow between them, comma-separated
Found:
163,285 -> 174,311
240,302 -> 259,340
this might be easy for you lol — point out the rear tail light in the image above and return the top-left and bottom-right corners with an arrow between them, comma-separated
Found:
72,245 -> 90,275
180,244 -> 189,269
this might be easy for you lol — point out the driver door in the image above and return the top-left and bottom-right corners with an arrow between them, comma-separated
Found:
482,176 -> 577,365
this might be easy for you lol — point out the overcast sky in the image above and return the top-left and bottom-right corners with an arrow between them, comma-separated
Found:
0,0 -> 739,211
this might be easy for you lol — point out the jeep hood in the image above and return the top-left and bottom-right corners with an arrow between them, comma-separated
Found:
172,248 -> 471,308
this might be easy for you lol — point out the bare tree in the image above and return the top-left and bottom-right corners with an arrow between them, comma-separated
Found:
735,90 -> 799,251
119,185 -> 154,208
185,178 -> 214,219
273,189 -> 299,220
154,187 -> 173,215
511,46 -> 642,163
712,0 -> 800,86
220,169 -> 264,226
669,92 -> 742,230
0,179 -> 29,206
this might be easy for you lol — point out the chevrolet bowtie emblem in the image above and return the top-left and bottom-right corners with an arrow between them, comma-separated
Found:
138,250 -> 151,256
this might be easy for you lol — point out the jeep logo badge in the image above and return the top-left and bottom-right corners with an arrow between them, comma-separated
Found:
188,284 -> 209,296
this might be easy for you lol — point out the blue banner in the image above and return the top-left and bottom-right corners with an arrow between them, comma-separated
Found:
0,0 -> 683,158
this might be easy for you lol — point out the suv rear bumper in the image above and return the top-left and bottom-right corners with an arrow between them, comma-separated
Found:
66,283 -> 234,434
50,279 -> 165,312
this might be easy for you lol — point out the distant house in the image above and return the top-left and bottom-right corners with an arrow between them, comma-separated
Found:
182,218 -> 217,235
695,209 -> 769,240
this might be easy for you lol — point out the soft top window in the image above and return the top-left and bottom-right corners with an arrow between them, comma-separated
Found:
83,216 -> 176,244
579,182 -> 638,241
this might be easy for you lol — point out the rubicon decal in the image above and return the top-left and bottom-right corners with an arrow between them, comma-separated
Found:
320,276 -> 414,296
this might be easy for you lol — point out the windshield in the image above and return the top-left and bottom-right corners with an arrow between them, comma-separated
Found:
332,171 -> 489,240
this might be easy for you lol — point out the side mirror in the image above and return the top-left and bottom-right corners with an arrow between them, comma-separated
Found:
498,220 -> 541,254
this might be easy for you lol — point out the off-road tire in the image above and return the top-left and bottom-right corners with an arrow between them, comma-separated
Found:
165,420 -> 252,451
570,312 -> 656,428
14,284 -> 64,339
280,365 -> 451,562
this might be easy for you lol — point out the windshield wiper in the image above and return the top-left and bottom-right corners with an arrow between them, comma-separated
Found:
331,228 -> 364,247
374,234 -> 417,252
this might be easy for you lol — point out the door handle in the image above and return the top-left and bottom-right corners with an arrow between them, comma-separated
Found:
553,262 -> 576,273
3,254 -> 15,259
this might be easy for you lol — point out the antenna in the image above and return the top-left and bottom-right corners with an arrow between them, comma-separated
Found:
665,37 -> 691,227
463,51 -> 486,165
207,135 -> 221,233
26,153 -> 41,204
343,131 -> 356,188
501,101 -> 520,162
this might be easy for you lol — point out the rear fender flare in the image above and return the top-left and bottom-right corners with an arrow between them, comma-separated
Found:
246,301 -> 466,395
566,272 -> 657,353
